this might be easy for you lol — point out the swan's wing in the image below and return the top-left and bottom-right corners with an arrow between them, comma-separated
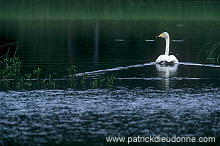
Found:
156,55 -> 166,63
169,55 -> 179,63
155,55 -> 178,64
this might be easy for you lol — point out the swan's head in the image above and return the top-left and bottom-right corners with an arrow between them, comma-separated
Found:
157,32 -> 169,39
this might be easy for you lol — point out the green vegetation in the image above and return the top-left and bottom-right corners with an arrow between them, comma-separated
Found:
0,0 -> 220,21
33,67 -> 42,80
197,42 -> 220,63
67,65 -> 77,88
0,53 -> 116,91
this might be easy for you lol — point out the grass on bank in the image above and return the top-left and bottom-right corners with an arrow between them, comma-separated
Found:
0,44 -> 115,91
197,42 -> 220,63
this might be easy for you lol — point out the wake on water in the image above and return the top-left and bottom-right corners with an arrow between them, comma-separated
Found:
75,62 -> 220,77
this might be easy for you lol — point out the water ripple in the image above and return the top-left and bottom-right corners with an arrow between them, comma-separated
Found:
0,88 -> 220,145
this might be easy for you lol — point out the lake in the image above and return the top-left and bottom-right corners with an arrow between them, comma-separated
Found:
0,19 -> 220,145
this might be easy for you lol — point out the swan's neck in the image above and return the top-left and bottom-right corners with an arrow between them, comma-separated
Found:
165,36 -> 170,56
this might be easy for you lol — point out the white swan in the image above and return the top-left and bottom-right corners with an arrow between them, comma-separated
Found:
155,32 -> 178,64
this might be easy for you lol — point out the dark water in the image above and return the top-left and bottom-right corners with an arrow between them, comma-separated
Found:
2,20 -> 220,75
0,20 -> 220,145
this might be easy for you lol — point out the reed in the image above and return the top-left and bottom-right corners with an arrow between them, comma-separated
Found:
197,42 -> 220,63
0,0 -> 219,21
33,67 -> 42,80
47,75 -> 56,89
67,65 -> 77,88
0,53 -> 116,90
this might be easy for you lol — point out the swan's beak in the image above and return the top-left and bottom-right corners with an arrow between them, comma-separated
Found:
158,33 -> 163,37
156,33 -> 163,38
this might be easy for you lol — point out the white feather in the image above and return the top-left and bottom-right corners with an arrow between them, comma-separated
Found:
155,32 -> 179,64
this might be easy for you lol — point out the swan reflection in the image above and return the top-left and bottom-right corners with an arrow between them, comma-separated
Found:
156,63 -> 178,89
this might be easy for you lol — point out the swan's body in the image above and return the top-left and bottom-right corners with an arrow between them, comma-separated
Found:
155,32 -> 178,64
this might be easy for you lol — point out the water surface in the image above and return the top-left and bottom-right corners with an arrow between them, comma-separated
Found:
1,82 -> 220,145
0,20 -> 220,145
